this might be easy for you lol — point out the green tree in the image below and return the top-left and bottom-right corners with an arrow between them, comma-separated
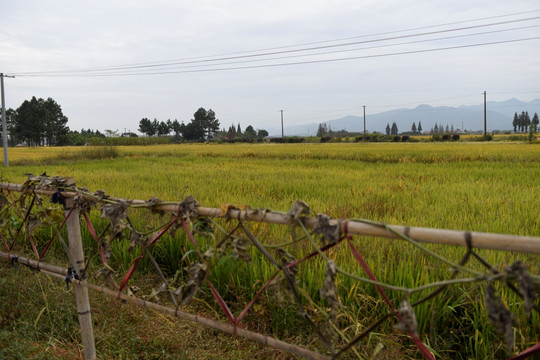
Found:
316,123 -> 328,137
151,119 -> 160,136
391,122 -> 398,135
5,108 -> 17,146
192,108 -> 220,140
532,112 -> 539,131
138,118 -> 155,136
244,125 -> 257,140
257,129 -> 269,140
171,119 -> 182,136
104,129 -> 119,137
67,128 -> 105,146
411,122 -> 417,134
182,120 -> 205,141
418,121 -> 422,133
228,124 -> 237,137
43,98 -> 69,145
13,96 -> 69,146
385,123 -> 390,135
157,121 -> 170,136
513,112 -> 518,132
518,111 -> 531,132
525,111 -> 531,132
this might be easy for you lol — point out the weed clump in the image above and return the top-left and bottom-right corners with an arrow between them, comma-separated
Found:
80,146 -> 120,160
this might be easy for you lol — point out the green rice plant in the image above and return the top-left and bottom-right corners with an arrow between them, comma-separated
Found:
151,234 -> 186,277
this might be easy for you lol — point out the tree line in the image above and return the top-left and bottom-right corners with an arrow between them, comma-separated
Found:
3,97 -> 112,146
1,98 -> 269,146
512,111 -> 539,133
138,107 -> 220,140
138,107 -> 268,142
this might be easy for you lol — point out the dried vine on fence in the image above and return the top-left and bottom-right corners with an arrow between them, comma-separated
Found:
0,174 -> 539,360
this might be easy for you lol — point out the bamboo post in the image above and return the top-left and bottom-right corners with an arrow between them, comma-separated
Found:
65,196 -> 96,360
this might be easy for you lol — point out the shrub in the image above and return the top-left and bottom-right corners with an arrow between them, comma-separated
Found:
52,146 -> 120,162
442,134 -> 451,141
320,136 -> 331,143
87,137 -> 169,146
401,135 -> 410,142
477,134 -> 493,142
452,134 -> 460,141
392,136 -> 401,142
81,146 -> 120,160
284,137 -> 305,143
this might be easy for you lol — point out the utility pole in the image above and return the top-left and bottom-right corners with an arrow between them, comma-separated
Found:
363,105 -> 366,136
483,91 -> 487,137
280,110 -> 284,139
1,73 -> 15,167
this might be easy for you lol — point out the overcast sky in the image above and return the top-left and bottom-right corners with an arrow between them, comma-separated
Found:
2,0 -> 539,134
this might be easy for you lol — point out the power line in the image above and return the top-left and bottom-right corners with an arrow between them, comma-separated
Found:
24,24 -> 533,78
11,14 -> 540,77
86,24 -> 538,74
22,8 -> 540,75
17,36 -> 539,78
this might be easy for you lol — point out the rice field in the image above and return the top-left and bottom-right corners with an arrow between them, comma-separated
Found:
3,142 -> 539,233
0,142 -> 539,359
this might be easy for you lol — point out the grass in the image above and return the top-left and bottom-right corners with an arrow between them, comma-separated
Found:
0,142 -> 539,359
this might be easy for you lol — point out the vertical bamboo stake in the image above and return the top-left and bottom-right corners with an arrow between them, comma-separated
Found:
65,196 -> 96,360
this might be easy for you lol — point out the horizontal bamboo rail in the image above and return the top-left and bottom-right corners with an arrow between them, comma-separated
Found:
1,181 -> 540,254
0,251 -> 330,360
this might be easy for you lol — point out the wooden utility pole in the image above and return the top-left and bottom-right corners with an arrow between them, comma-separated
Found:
483,91 -> 487,136
65,196 -> 96,360
1,73 -> 14,167
280,110 -> 284,139
363,105 -> 366,136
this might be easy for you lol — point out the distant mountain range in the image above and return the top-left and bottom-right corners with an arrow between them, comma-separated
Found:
268,98 -> 540,136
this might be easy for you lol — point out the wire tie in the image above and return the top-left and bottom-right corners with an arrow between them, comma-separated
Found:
50,188 -> 66,208
65,267 -> 75,290
404,226 -> 411,238
464,231 -> 473,251
11,254 -> 18,268
343,220 -> 350,238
